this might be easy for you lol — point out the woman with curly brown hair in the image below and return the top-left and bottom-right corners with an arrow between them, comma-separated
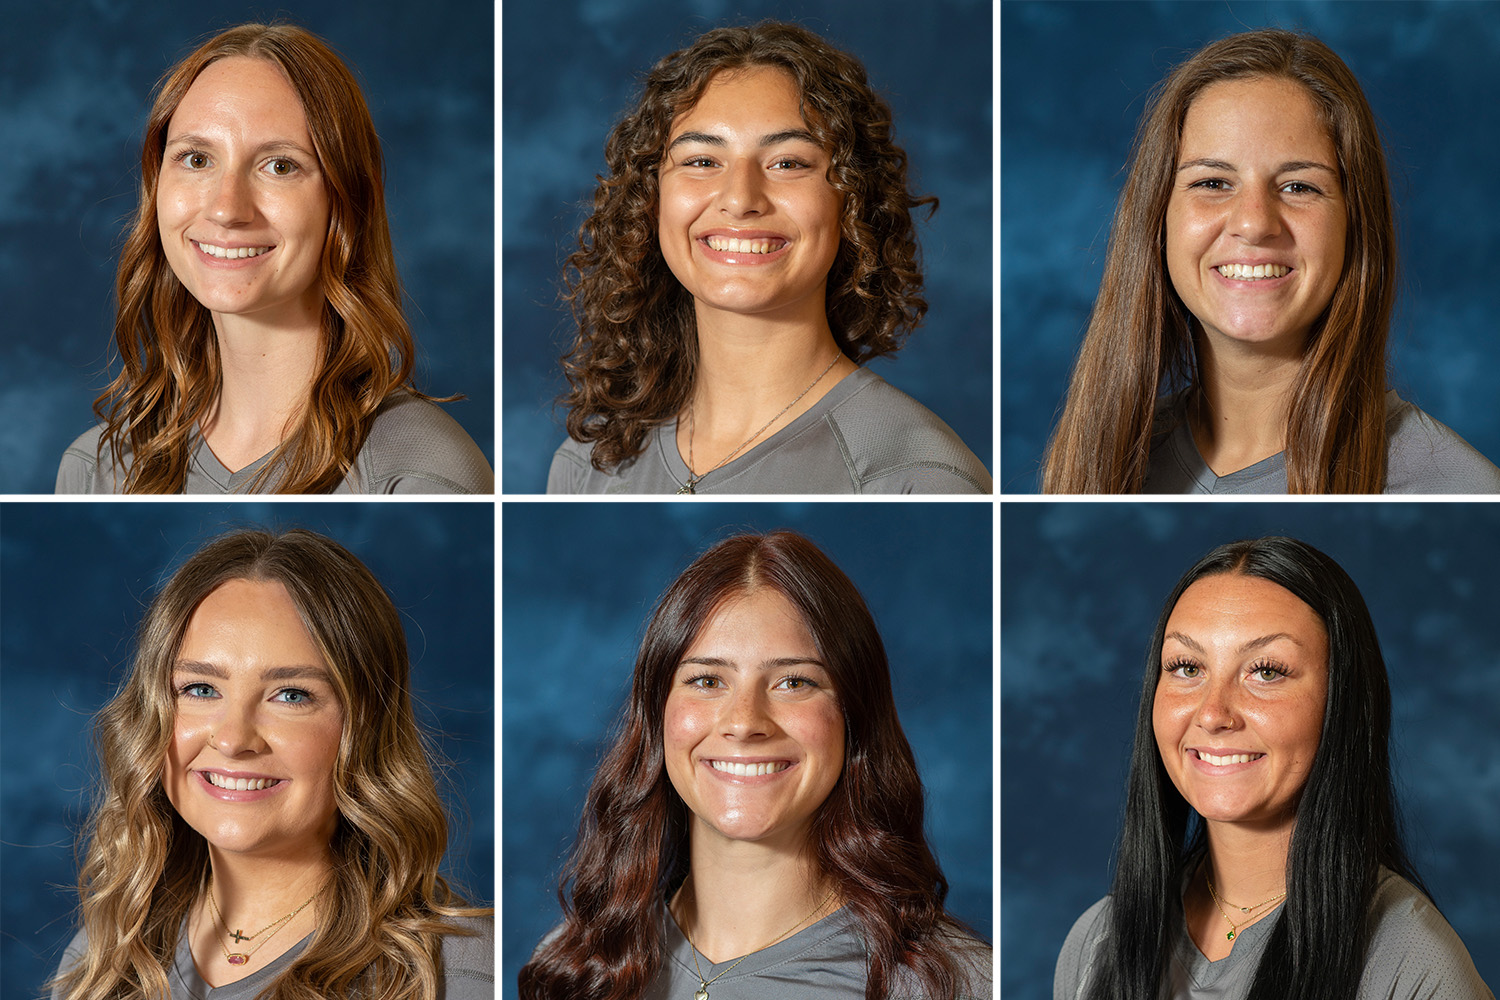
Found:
1041,28 -> 1499,494
546,22 -> 990,494
55,23 -> 492,494
519,531 -> 991,999
47,528 -> 492,1000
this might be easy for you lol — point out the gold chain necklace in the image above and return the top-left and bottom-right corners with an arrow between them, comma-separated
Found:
680,879 -> 837,1000
677,354 -> 840,494
207,874 -> 327,966
1205,875 -> 1286,942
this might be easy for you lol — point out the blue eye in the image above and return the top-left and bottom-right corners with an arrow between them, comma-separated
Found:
179,682 -> 218,699
275,688 -> 313,705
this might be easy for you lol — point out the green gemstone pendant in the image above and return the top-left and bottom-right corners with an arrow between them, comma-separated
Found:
1226,930 -> 1236,941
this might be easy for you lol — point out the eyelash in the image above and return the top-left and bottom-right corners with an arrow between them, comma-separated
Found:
680,673 -> 822,691
170,150 -> 301,176
1187,178 -> 1322,196
678,156 -> 811,170
174,683 -> 317,705
1161,658 -> 1290,682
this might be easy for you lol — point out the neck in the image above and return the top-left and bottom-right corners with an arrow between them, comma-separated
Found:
1201,820 -> 1293,903
1182,819 -> 1293,958
680,307 -> 854,472
670,826 -> 837,965
206,843 -> 333,922
1190,329 -> 1304,477
202,312 -> 323,472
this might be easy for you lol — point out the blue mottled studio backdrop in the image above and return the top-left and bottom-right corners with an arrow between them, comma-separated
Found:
0,502 -> 494,1000
502,0 -> 994,492
0,0 -> 493,493
502,501 -> 993,996
1000,1 -> 1500,492
1001,502 -> 1500,999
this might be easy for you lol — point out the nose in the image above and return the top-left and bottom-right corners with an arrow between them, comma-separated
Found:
1229,185 -> 1282,244
1193,675 -> 1239,733
717,159 -> 769,218
721,684 -> 772,739
208,169 -> 255,227
210,702 -> 269,756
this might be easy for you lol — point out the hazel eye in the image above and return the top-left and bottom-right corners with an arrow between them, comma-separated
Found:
266,158 -> 298,176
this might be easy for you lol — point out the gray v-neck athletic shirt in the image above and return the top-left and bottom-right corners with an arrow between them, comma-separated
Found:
546,367 -> 992,494
51,914 -> 494,1000
55,392 -> 493,494
643,905 -> 992,1000
1054,870 -> 1494,1000
1144,391 -> 1500,494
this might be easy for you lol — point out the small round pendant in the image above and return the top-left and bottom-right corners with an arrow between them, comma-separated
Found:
1226,930 -> 1236,941
694,989 -> 709,1000
227,953 -> 250,965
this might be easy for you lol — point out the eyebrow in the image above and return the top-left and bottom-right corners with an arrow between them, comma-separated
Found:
1164,631 -> 1304,655
666,128 -> 823,153
678,655 -> 828,670
174,660 -> 333,683
164,133 -> 317,159
1176,157 -> 1337,176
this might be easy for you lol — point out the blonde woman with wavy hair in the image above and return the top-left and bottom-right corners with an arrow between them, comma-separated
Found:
1042,28 -> 1500,494
48,528 -> 493,1000
55,23 -> 492,494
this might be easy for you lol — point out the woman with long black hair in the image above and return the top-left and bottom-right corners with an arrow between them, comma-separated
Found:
1055,536 -> 1492,999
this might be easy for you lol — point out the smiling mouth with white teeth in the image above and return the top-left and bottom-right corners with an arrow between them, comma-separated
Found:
709,760 -> 790,776
1194,750 -> 1265,766
194,240 -> 273,260
1216,263 -> 1289,280
704,236 -> 787,254
203,771 -> 283,791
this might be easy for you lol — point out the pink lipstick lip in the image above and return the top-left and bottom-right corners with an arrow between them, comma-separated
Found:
699,756 -> 799,783
1187,747 -> 1266,774
190,239 -> 277,268
695,231 -> 791,265
193,768 -> 288,801
1211,265 -> 1293,289
198,767 -> 283,780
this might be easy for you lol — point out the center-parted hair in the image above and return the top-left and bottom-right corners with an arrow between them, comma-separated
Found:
1043,29 -> 1395,493
560,22 -> 938,472
1087,536 -> 1424,1000
97,23 -> 437,493
518,531 -> 972,1000
50,528 -> 482,1000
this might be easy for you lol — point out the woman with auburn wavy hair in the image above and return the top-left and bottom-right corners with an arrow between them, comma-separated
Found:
1055,536 -> 1492,999
546,22 -> 990,494
519,531 -> 991,999
1042,28 -> 1500,494
48,528 -> 492,1000
55,23 -> 491,494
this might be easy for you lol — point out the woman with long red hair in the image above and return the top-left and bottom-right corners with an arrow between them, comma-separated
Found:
56,23 -> 491,494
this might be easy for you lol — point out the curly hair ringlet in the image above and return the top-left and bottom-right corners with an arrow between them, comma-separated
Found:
96,22 -> 449,494
47,528 -> 487,1000
1042,29 -> 1395,493
559,21 -> 939,472
518,530 -> 981,1000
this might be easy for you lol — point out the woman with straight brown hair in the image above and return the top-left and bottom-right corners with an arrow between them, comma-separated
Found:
48,528 -> 492,1000
56,23 -> 492,494
519,531 -> 991,998
1042,28 -> 1499,494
